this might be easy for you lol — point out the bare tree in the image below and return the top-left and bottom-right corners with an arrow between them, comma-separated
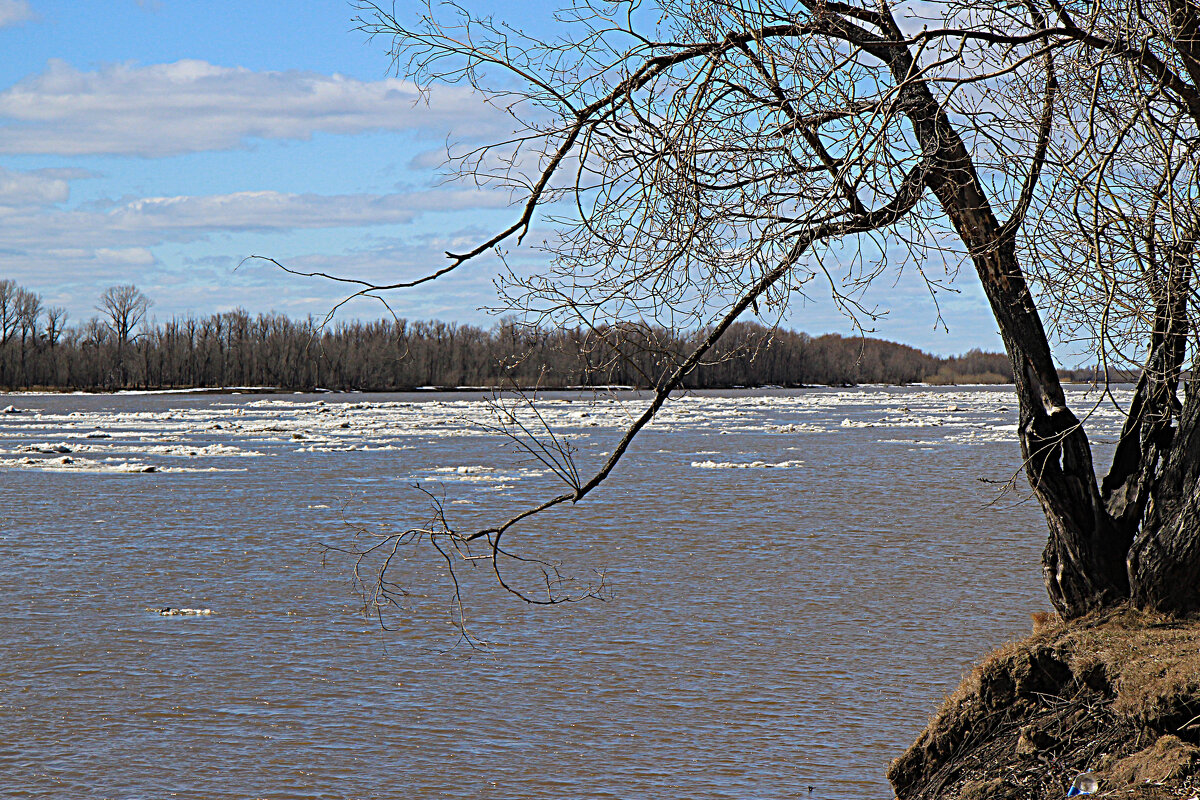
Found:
913,0 -> 1200,613
0,279 -> 18,346
16,288 -> 41,339
0,281 -> 39,386
97,284 -> 152,388
97,285 -> 152,347
45,306 -> 67,347
14,287 -> 42,386
273,1 -> 1199,624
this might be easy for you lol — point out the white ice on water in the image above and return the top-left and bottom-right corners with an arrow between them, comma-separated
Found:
691,459 -> 806,469
0,386 -> 1132,480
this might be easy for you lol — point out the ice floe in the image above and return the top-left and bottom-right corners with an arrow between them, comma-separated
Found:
17,442 -> 75,454
418,465 -> 550,484
0,455 -> 245,474
691,459 -> 805,469
147,607 -> 213,616
0,386 -> 1133,479
135,443 -> 262,458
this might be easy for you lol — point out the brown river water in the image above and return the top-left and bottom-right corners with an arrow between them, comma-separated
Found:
0,386 -> 1128,799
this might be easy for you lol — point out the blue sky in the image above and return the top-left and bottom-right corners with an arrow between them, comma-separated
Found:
0,0 -> 1005,355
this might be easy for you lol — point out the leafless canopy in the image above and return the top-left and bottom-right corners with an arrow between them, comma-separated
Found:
97,284 -> 153,347
298,0 -> 1200,631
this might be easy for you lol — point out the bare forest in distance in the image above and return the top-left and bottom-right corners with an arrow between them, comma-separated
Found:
0,278 -> 1023,392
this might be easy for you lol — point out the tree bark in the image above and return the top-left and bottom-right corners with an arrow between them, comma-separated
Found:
866,31 -> 1132,617
803,4 -> 1199,618
1128,376 -> 1200,612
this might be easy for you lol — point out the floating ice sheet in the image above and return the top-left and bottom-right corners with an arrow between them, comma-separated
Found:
691,459 -> 805,469
0,387 -> 1132,478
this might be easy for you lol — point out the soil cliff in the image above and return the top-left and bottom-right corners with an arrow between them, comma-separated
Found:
890,607 -> 1200,800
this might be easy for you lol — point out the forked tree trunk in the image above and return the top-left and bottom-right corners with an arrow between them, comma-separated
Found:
865,18 -> 1200,618
878,52 -> 1129,617
934,201 -> 1136,617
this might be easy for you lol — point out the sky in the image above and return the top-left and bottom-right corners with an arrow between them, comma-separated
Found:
0,0 -> 1006,355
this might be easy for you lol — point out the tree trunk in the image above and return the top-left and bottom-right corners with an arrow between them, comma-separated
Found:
810,6 -> 1200,618
874,39 -> 1133,617
1128,378 -> 1200,612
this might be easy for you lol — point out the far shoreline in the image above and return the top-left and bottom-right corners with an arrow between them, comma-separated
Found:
4,379 -> 1149,399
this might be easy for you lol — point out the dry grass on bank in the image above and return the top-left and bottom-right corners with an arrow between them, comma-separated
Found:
890,606 -> 1200,800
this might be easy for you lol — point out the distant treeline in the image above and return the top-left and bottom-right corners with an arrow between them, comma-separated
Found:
0,278 -> 1016,391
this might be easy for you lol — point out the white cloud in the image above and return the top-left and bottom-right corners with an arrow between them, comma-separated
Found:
0,226 -> 516,325
0,164 -> 515,249
101,190 -> 423,232
0,0 -> 34,28
0,166 -> 72,208
0,167 -> 522,315
228,234 -> 531,321
0,246 -> 158,291
0,59 -> 513,157
124,186 -> 515,232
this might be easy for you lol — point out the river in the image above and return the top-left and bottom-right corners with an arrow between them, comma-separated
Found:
0,386 -> 1128,799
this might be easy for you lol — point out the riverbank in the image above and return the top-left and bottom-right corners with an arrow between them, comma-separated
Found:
890,606 -> 1200,800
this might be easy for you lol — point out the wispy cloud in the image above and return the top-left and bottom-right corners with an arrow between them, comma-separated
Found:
97,190 -> 425,233
0,246 -> 158,291
0,59 -> 512,157
0,166 -> 74,208
0,165 -> 520,307
2,226 -> 515,324
229,233 -> 533,321
0,0 -> 34,28
0,164 -> 515,243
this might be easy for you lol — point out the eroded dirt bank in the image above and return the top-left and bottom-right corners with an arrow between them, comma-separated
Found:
890,607 -> 1200,800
